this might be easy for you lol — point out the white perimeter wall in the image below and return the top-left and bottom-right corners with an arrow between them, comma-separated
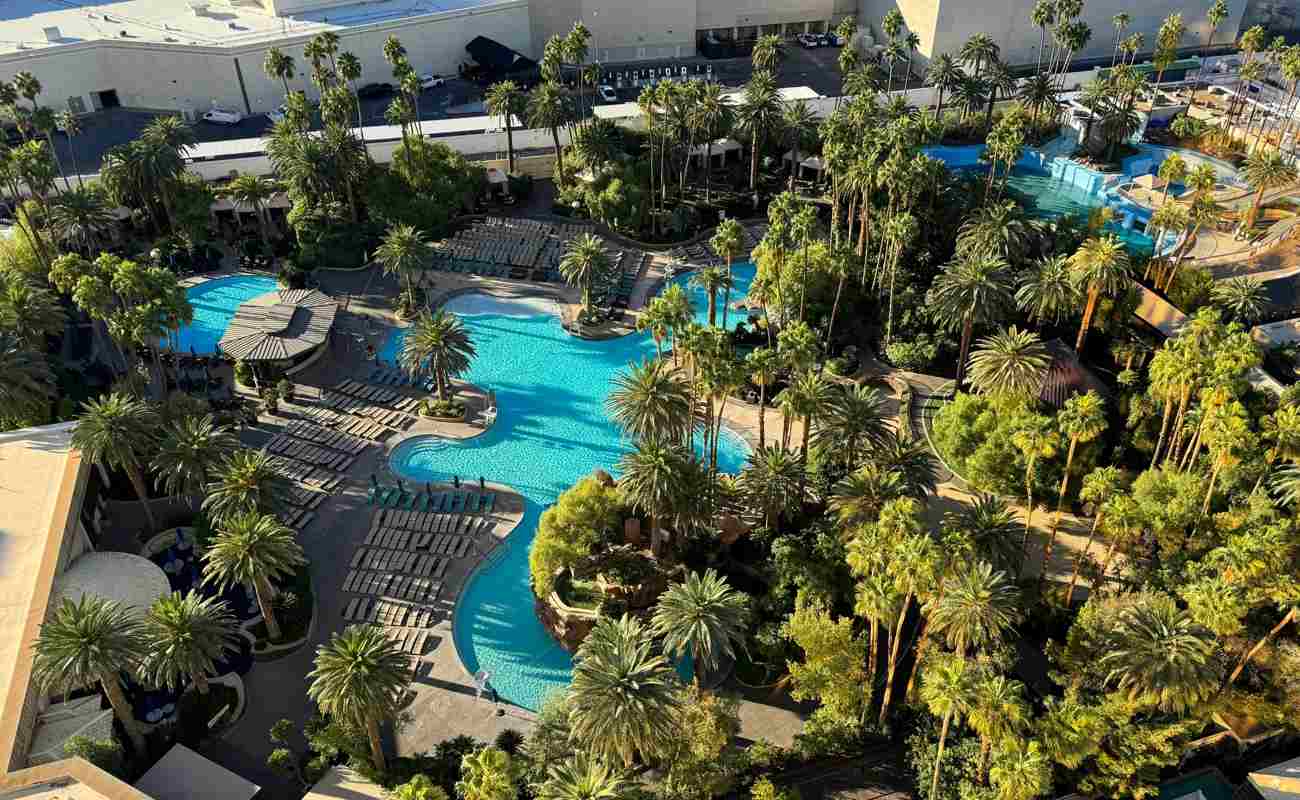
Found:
0,1 -> 530,118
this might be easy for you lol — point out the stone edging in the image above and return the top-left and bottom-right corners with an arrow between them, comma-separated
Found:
209,673 -> 247,738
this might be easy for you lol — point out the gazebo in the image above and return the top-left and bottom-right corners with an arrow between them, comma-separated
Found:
218,288 -> 338,368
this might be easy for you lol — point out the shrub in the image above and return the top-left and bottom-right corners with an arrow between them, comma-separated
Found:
276,378 -> 294,402
885,336 -> 940,372
233,360 -> 253,386
64,735 -> 126,778
528,475 -> 623,596
930,392 -> 1064,498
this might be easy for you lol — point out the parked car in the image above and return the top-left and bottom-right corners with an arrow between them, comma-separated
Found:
796,33 -> 821,48
356,82 -> 395,98
420,73 -> 446,89
827,31 -> 846,46
202,108 -> 244,125
815,33 -> 831,46
597,84 -> 618,102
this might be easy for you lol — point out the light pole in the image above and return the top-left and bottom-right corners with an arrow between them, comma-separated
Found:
591,9 -> 599,62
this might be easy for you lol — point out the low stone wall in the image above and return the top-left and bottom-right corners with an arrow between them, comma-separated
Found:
535,592 -> 598,654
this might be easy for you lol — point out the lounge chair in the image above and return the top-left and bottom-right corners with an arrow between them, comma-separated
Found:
366,485 -> 378,505
449,492 -> 465,513
466,493 -> 481,513
481,492 -> 496,513
415,493 -> 429,512
428,492 -> 444,512
378,486 -> 399,507
401,491 -> 417,510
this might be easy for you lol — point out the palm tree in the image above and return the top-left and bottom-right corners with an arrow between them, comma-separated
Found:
73,393 -> 160,532
528,81 -> 572,179
537,754 -> 632,800
457,747 -> 518,800
927,54 -> 965,122
967,672 -> 1029,782
960,33 -> 1000,80
375,223 -> 429,311
139,591 -> 240,694
1065,465 -> 1125,606
568,614 -> 681,767
263,47 -> 297,100
0,273 -> 65,345
693,83 -> 731,202
990,740 -> 1053,800
1011,417 -> 1058,573
617,441 -> 689,555
1242,149 -> 1297,227
204,511 -> 305,641
308,624 -> 409,772
0,331 -> 53,421
1069,235 -> 1131,352
781,369 -> 836,466
946,493 -> 1021,573
560,233 -> 613,319
225,174 -> 276,251
1016,255 -> 1077,326
485,81 -> 525,174
32,596 -> 148,754
872,436 -> 940,500
56,111 -> 85,188
400,308 -> 477,403
738,72 -> 782,200
1212,275 -> 1269,324
1019,73 -> 1058,129
606,359 -> 693,446
203,449 -> 291,523
1098,594 -> 1220,713
920,653 -> 974,800
1043,391 -> 1107,575
710,219 -> 744,328
651,569 -> 749,682
689,265 -> 732,327
745,347 -> 780,448
830,465 -> 908,526
815,384 -> 891,469
48,185 -> 115,253
752,34 -> 786,74
782,100 -> 818,191
336,52 -> 367,148
739,444 -> 804,531
927,560 -> 1021,656
152,414 -> 239,501
926,252 -> 1015,388
966,326 -> 1051,401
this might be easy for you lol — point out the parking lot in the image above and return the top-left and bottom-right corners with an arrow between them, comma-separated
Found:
56,45 -> 848,174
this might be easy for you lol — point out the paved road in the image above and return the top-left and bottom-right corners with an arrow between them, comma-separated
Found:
52,48 -> 848,174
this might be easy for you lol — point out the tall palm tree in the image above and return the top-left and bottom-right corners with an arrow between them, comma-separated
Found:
537,754 -> 632,800
926,252 -> 1015,388
203,449 -> 291,523
528,81 -> 572,179
920,653 -> 974,800
959,33 -> 1000,80
830,464 -> 908,527
375,223 -> 429,311
1065,465 -> 1125,606
1069,235 -> 1131,352
263,47 -> 297,101
927,560 -> 1021,656
485,81 -> 525,174
693,83 -> 731,203
738,72 -> 782,200
782,100 -> 819,191
710,219 -> 744,328
1016,255 -> 1077,326
0,273 -> 65,345
815,384 -> 891,470
73,393 -> 160,532
152,414 -> 239,501
48,185 -> 115,254
569,614 -> 681,767
1043,391 -> 1107,575
32,596 -> 148,754
752,34 -> 786,74
617,441 -> 689,555
400,308 -> 477,403
606,359 -> 693,446
927,54 -> 965,122
1011,417 -> 1058,573
966,326 -> 1051,401
203,511 -> 305,641
1098,594 -> 1220,713
308,624 -> 409,772
336,52 -> 369,155
139,590 -> 240,694
872,436 -> 940,499
739,444 -> 804,531
689,265 -> 731,328
1242,149 -> 1297,226
1212,275 -> 1269,324
782,369 -> 835,465
651,569 -> 749,682
225,174 -> 276,251
0,331 -> 53,422
56,111 -> 85,188
967,673 -> 1029,782
560,233 -> 613,319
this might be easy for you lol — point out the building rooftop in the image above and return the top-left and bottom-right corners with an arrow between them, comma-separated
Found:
1251,756 -> 1300,800
302,767 -> 386,800
0,422 -> 84,771
134,744 -> 259,800
218,287 -> 338,361
0,0 -> 508,55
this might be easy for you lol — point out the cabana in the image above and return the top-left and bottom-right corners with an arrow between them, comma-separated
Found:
689,138 -> 742,168
218,288 -> 338,370
783,151 -> 825,181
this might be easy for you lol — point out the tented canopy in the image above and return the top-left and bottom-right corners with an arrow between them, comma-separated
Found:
218,288 -> 338,362
689,138 -> 742,157
135,744 -> 260,800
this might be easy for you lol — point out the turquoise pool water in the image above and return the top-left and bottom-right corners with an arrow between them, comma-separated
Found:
385,280 -> 753,711
1003,168 -> 1155,256
175,274 -> 279,354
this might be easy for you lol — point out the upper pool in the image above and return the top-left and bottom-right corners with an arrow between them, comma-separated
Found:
385,279 -> 754,711
174,274 -> 279,354
669,261 -> 759,327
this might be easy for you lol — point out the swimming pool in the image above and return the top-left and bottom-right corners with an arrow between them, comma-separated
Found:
386,280 -> 753,711
670,261 -> 759,327
1003,168 -> 1155,255
174,274 -> 279,354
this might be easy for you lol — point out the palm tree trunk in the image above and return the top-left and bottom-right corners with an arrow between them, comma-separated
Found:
1202,461 -> 1222,515
367,717 -> 387,773
826,271 -> 846,348
254,574 -> 282,640
1225,608 -> 1295,686
101,672 -> 148,754
722,257 -> 733,329
69,134 -> 85,189
126,462 -> 158,532
649,512 -> 661,556
1020,461 -> 1036,578
1075,286 -> 1100,351
878,593 -> 911,726
955,316 -> 975,388
504,121 -> 516,173
757,384 -> 766,448
1065,508 -> 1103,606
930,710 -> 954,800
1042,438 -> 1078,578
704,142 -> 713,203
191,668 -> 211,695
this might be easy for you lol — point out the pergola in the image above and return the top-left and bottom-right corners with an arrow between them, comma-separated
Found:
218,288 -> 338,363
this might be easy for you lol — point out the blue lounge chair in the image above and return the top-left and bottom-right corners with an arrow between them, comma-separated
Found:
466,493 -> 481,513
481,492 -> 496,513
415,493 -> 429,512
401,491 -> 416,510
449,492 -> 465,513
378,486 -> 399,507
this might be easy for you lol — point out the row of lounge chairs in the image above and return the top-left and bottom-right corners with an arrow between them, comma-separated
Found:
366,484 -> 497,513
